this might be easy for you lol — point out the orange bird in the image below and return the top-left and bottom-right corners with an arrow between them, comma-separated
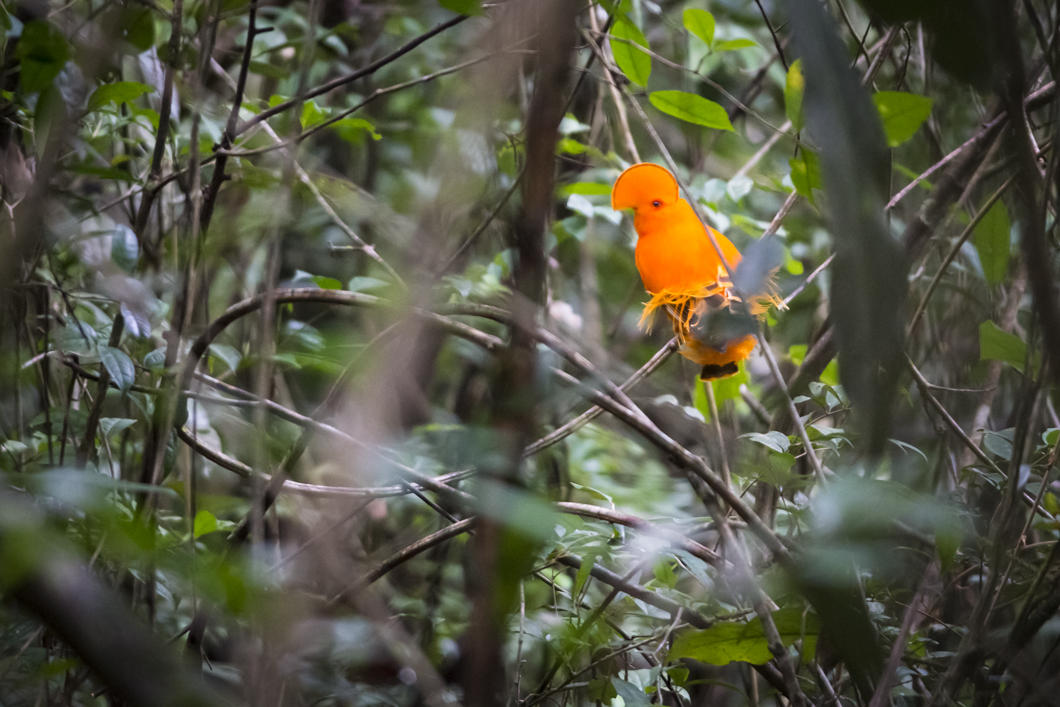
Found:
611,163 -> 775,380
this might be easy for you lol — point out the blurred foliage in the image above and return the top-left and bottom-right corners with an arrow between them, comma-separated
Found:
0,0 -> 1058,705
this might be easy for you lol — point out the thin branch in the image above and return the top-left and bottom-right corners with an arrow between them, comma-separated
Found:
522,337 -> 678,457
236,15 -> 469,135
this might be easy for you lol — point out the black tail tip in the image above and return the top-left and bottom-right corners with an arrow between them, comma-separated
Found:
699,362 -> 739,380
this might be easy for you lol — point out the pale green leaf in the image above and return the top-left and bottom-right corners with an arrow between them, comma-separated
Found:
741,431 -> 790,454
682,8 -> 715,47
785,59 -> 805,131
872,91 -> 933,147
979,320 -> 1027,373
208,343 -> 242,374
648,90 -> 733,131
193,510 -> 219,538
610,18 -> 652,87
671,609 -> 820,666
714,38 -> 757,52
99,417 -> 137,437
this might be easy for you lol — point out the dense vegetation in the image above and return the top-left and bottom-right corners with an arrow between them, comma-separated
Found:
1,0 -> 1058,704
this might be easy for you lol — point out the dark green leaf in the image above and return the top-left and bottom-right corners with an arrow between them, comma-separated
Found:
88,81 -> 154,112
16,21 -> 70,93
249,60 -> 289,79
982,430 -> 1013,461
649,90 -> 734,131
872,91 -> 933,147
99,345 -> 135,392
610,18 -> 652,87
973,200 -> 1011,285
438,0 -> 482,15
788,0 -> 904,457
114,7 -> 155,50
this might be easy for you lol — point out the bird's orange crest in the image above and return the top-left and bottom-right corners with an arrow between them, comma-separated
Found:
611,163 -> 678,211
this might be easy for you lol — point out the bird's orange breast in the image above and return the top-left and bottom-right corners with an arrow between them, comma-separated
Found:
632,199 -> 741,294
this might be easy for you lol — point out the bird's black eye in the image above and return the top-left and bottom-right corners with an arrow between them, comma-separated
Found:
652,200 -> 661,207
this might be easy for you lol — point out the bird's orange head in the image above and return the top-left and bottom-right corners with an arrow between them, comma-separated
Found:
610,163 -> 679,213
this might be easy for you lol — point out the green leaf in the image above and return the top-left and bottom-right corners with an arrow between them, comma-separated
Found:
193,510 -> 220,538
982,430 -> 1013,461
16,21 -> 70,93
99,417 -> 137,437
648,90 -> 733,131
790,0 -> 904,458
667,665 -> 690,686
559,182 -> 611,197
785,59 -> 805,131
144,348 -> 167,371
789,149 -> 821,201
208,343 -> 242,374
979,320 -> 1027,374
301,100 -> 327,129
935,522 -> 961,571
249,60 -> 289,80
973,200 -> 1010,285
438,0 -> 482,14
652,559 -> 678,588
312,275 -> 343,290
727,175 -> 753,201
98,345 -> 135,392
714,38 -> 757,52
347,276 -> 390,293
610,18 -> 652,87
88,81 -> 154,112
872,91 -> 933,147
333,117 -> 382,142
573,551 -> 597,598
760,450 -> 798,485
671,609 -> 820,666
557,137 -> 588,155
682,8 -> 715,47
110,224 -> 139,272
741,431 -> 790,454
32,85 -> 62,158
611,679 -> 651,707
113,6 -> 155,50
